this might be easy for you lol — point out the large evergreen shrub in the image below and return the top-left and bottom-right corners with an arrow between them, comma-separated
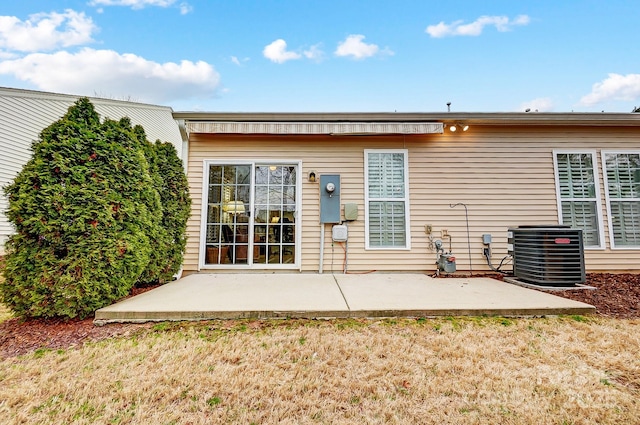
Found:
150,140 -> 191,282
125,123 -> 166,286
0,98 -> 159,319
132,126 -> 191,285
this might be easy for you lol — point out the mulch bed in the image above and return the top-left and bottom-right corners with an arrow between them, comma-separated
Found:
0,285 -> 157,359
548,273 -> 640,319
0,273 -> 638,359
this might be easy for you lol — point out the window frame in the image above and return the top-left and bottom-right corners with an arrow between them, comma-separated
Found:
601,150 -> 640,249
552,150 -> 605,249
364,149 -> 411,250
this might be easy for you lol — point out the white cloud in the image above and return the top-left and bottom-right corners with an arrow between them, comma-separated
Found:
335,34 -> 389,60
0,51 -> 17,60
579,73 -> 640,106
0,10 -> 97,52
0,48 -> 220,103
230,56 -> 249,66
89,0 -> 192,13
303,44 -> 324,62
179,2 -> 193,14
519,97 -> 554,112
426,15 -> 530,38
89,0 -> 177,8
263,39 -> 301,63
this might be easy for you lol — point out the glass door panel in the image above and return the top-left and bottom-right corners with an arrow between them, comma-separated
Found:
253,165 -> 297,265
204,164 -> 252,265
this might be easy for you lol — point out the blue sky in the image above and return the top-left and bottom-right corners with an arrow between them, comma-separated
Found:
1,0 -> 639,113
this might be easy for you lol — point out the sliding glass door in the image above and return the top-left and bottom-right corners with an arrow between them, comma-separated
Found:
203,162 -> 298,268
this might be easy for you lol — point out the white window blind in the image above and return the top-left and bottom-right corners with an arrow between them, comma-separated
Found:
554,152 -> 602,247
603,152 -> 640,247
365,150 -> 410,248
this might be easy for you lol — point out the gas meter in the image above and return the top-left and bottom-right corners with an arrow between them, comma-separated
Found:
435,239 -> 456,274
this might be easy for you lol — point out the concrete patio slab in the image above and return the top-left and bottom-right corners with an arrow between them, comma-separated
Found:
335,274 -> 594,317
95,273 -> 349,322
94,273 -> 595,324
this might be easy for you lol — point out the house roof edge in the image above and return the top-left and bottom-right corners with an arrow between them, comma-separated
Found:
172,111 -> 640,126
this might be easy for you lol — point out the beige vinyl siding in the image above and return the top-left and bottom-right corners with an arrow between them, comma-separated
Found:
184,126 -> 640,274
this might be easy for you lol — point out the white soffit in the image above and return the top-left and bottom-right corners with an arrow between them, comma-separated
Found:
185,121 -> 443,135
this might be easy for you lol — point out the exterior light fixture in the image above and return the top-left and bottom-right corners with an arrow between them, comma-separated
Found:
449,122 -> 469,132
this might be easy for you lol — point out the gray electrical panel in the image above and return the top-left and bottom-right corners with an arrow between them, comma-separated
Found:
320,174 -> 341,223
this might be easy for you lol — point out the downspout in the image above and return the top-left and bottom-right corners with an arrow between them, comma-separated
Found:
176,118 -> 189,174
175,118 -> 190,277
319,224 -> 325,273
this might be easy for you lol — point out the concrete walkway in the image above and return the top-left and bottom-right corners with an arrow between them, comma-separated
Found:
94,273 -> 595,324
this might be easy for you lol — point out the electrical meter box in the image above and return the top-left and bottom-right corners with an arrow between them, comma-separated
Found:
332,224 -> 348,242
320,174 -> 341,223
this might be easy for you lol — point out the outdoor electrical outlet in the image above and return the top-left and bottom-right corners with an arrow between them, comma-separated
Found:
441,229 -> 449,238
425,224 -> 433,234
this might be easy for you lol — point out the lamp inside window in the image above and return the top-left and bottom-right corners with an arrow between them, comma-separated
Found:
223,200 -> 245,214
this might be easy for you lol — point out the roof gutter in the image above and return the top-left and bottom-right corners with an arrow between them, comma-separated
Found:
173,111 -> 640,127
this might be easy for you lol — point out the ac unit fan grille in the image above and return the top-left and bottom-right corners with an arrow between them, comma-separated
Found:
508,226 -> 586,286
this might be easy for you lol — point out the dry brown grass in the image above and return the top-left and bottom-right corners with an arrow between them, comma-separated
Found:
0,264 -> 8,324
0,264 -> 9,324
0,317 -> 638,424
0,304 -> 11,324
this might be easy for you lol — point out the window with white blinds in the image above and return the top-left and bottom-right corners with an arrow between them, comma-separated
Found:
602,152 -> 640,248
364,150 -> 410,249
553,152 -> 603,248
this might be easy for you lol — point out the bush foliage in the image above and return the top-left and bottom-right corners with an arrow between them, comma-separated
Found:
145,140 -> 191,284
1,98 -> 190,319
133,126 -> 191,286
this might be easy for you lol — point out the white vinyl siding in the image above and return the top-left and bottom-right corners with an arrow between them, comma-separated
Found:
364,149 -> 410,249
0,87 -> 182,253
602,152 -> 640,248
553,151 -> 604,248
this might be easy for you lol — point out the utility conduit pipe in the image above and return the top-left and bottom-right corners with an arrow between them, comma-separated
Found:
450,202 -> 472,276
